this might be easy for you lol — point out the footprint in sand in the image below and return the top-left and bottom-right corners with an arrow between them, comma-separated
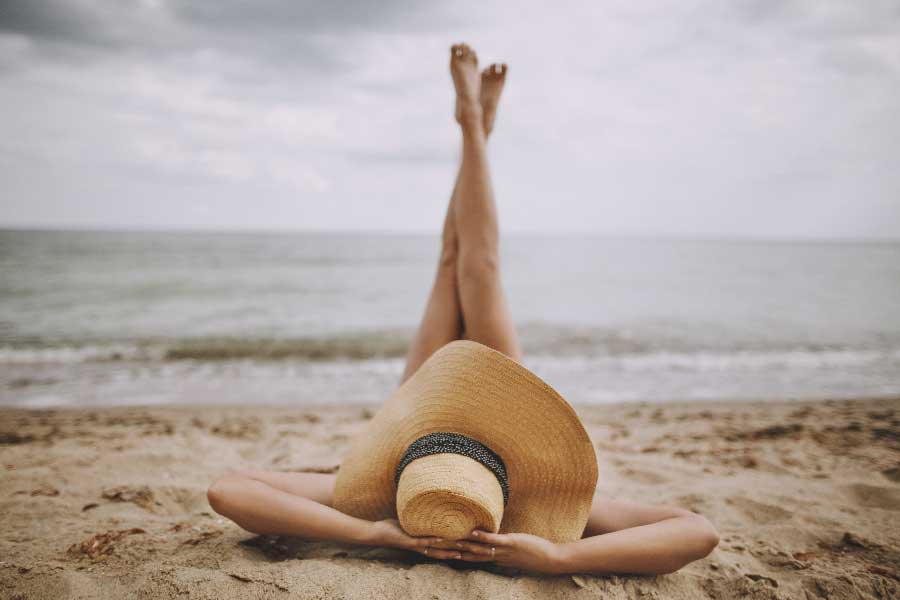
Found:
702,574 -> 785,599
881,467 -> 900,483
842,483 -> 900,511
727,496 -> 793,523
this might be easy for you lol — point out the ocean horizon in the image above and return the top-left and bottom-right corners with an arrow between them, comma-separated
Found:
2,228 -> 899,408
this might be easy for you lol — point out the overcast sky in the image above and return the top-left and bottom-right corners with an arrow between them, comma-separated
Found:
1,1 -> 898,239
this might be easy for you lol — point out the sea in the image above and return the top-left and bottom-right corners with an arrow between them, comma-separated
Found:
1,229 -> 898,409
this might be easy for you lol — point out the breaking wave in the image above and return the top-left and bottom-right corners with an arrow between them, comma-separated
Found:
2,324 -> 899,367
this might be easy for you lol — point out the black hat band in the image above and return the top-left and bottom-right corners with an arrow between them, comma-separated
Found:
394,431 -> 509,505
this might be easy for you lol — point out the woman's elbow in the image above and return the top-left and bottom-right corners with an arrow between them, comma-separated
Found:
655,518 -> 719,575
207,473 -> 243,516
691,513 -> 720,558
206,478 -> 228,515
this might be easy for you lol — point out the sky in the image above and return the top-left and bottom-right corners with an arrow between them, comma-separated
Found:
1,0 -> 899,239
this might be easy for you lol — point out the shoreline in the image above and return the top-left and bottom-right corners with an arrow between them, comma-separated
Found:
2,397 -> 899,598
4,353 -> 899,410
5,394 -> 900,413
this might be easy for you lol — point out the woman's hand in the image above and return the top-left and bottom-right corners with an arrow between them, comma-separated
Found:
455,530 -> 565,574
367,519 -> 462,560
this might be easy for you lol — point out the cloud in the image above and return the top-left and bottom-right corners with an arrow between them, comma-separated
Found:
0,0 -> 117,46
168,0 -> 464,35
0,0 -> 898,237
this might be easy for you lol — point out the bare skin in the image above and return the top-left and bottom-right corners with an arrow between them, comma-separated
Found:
480,62 -> 508,136
401,43 -> 519,383
207,44 -> 720,575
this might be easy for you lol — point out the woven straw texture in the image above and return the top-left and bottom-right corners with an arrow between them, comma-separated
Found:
396,453 -> 504,539
332,340 -> 598,543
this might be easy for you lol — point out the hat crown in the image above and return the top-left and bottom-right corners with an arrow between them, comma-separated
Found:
396,452 -> 504,540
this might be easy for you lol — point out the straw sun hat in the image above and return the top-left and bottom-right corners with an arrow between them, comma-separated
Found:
332,340 -> 598,543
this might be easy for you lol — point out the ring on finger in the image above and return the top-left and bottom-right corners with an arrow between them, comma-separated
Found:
424,547 -> 428,556
491,545 -> 496,559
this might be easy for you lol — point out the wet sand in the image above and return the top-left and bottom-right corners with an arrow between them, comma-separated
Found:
2,397 -> 899,599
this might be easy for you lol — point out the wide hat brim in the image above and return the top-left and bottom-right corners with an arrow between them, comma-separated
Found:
332,340 -> 598,543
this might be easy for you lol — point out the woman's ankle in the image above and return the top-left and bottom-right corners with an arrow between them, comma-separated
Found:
457,103 -> 485,137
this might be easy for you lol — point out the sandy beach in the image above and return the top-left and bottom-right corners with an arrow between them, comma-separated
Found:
1,397 -> 898,599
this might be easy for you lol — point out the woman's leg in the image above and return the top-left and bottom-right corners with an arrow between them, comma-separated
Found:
449,44 -> 521,362
401,49 -> 512,382
400,186 -> 464,383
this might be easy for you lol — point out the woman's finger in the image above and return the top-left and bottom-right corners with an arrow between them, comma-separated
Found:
458,551 -> 495,562
468,530 -> 512,546
409,536 -> 444,549
454,540 -> 492,555
416,547 -> 461,560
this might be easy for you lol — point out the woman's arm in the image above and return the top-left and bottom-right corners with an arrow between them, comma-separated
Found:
556,502 -> 720,575
206,470 -> 461,559
457,498 -> 719,575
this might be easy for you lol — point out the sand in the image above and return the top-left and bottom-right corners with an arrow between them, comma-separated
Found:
1,397 -> 899,599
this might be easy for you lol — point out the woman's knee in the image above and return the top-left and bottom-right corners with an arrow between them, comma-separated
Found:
439,238 -> 458,268
458,248 -> 499,285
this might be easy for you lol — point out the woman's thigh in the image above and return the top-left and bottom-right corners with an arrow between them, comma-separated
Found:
237,470 -> 337,506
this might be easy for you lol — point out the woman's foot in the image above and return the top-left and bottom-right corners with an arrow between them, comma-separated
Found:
480,63 -> 507,137
450,43 -> 483,132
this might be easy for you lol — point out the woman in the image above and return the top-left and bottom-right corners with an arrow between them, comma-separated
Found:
207,44 -> 720,576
